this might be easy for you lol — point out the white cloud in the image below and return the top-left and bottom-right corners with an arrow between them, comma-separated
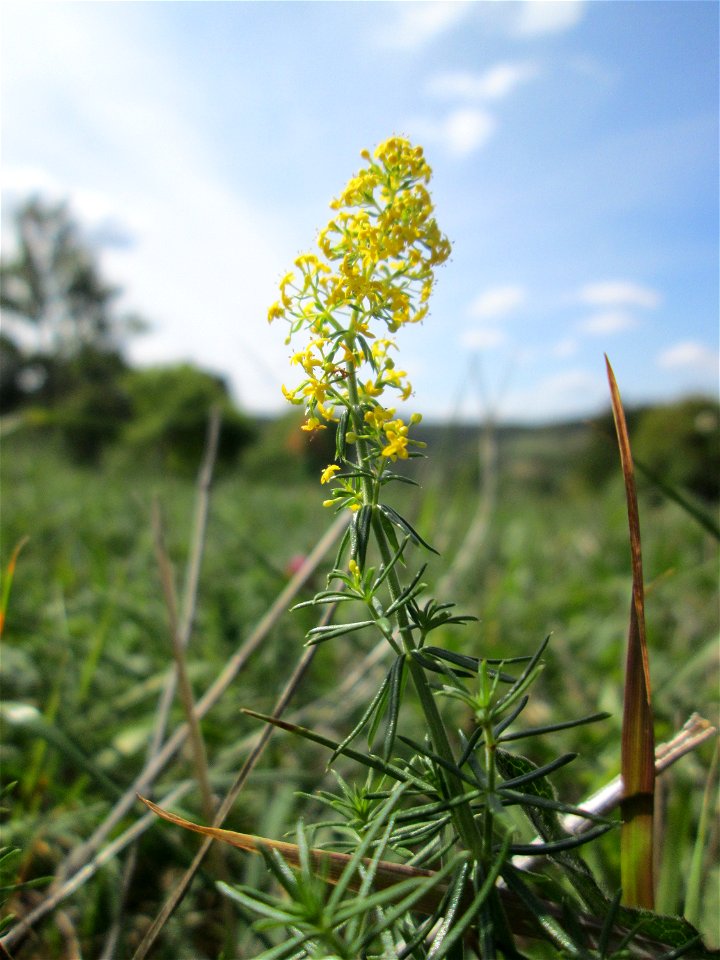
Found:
468,285 -> 526,319
657,341 -> 718,373
495,366 -> 606,422
376,1 -> 472,50
1,3 -> 289,413
515,1 -> 585,36
579,281 -> 661,309
3,167 -> 142,250
444,108 -> 496,156
427,62 -> 538,101
410,108 -> 495,157
552,337 -> 579,358
579,311 -> 638,335
460,327 -> 507,350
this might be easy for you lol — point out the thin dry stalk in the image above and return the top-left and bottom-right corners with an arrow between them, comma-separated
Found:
100,407 -> 222,960
151,499 -> 215,824
131,600 -> 339,960
148,405 -> 221,757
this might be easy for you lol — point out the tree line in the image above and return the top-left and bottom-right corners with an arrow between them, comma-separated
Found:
0,199 -> 255,469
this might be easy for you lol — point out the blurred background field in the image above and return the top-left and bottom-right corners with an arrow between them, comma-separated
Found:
1,387 -> 718,957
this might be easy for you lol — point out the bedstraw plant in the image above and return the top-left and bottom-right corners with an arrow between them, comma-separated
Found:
146,138 -> 717,958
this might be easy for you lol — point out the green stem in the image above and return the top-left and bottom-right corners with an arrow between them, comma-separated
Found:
372,512 -> 484,861
482,723 -> 496,862
342,344 -> 483,859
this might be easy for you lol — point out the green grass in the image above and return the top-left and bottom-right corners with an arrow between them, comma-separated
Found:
1,426 -> 717,958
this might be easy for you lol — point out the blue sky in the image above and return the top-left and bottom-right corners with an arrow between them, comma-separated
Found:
2,0 -> 718,422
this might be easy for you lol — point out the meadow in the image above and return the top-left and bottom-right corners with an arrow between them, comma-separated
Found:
1,412 -> 718,958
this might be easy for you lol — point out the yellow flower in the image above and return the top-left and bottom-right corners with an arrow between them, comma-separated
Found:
270,136 -> 449,489
268,302 -> 284,322
301,417 -> 326,432
320,464 -> 341,484
281,384 -> 301,404
364,406 -> 395,431
381,419 -> 410,460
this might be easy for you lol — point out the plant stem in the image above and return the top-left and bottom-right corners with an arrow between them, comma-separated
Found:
343,355 -> 484,860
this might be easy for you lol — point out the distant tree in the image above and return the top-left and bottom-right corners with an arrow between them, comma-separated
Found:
579,398 -> 719,502
0,332 -> 24,412
0,197 -> 142,410
633,397 -> 720,502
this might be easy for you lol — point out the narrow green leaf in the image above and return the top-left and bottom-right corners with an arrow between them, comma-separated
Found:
498,752 -> 577,790
330,669 -> 391,762
351,503 -> 373,568
684,740 -> 718,927
385,564 -> 428,616
424,646 -> 521,683
335,409 -> 348,461
383,654 -> 406,760
428,835 -> 511,960
376,505 -> 401,556
378,503 -> 438,554
598,888 -> 624,957
498,711 -> 610,743
306,619 -> 375,645
410,648 -> 476,680
507,821 -> 615,855
398,733 -> 478,788
241,710 -> 437,792
426,860 -> 472,959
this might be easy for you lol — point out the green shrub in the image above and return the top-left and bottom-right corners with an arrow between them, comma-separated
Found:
633,396 -> 720,502
121,363 -> 256,474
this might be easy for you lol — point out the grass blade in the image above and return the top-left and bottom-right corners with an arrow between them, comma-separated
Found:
684,740 -> 718,928
0,536 -> 29,639
606,356 -> 655,909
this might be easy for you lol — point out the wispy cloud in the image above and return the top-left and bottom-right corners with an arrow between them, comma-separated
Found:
468,285 -> 526,319
498,366 -> 606,422
514,0 -> 585,37
3,165 -> 140,251
1,3 -> 289,412
578,281 -> 661,309
409,108 -> 495,157
420,61 -> 538,158
426,62 -> 538,101
578,311 -> 638,336
657,341 -> 717,374
552,337 -> 579,358
375,1 -> 472,50
460,327 -> 507,350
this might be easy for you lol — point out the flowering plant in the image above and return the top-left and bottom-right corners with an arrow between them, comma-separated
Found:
269,137 -> 450,502
141,138 -> 716,959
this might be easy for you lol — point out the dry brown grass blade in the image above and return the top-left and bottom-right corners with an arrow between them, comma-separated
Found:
606,356 -> 655,909
138,795 -> 437,889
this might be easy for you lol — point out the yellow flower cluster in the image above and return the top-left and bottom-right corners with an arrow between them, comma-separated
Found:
268,137 -> 450,499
